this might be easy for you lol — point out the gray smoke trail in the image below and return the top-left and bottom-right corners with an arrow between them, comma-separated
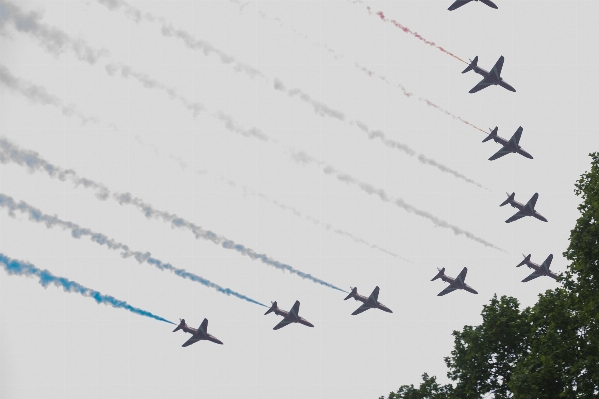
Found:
0,252 -> 174,324
274,80 -> 488,190
133,135 -> 407,260
105,63 -> 204,118
96,0 -> 484,188
0,65 -> 99,125
220,177 -> 409,261
95,0 -> 263,79
0,137 -> 345,292
0,0 -> 109,64
105,64 -> 272,142
0,193 -> 268,307
290,150 -> 505,252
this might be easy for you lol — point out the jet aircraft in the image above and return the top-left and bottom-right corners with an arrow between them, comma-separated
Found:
483,126 -> 533,161
461,56 -> 516,93
517,254 -> 558,282
343,286 -> 393,315
500,192 -> 548,223
172,318 -> 224,347
264,300 -> 314,330
431,267 -> 478,296
448,0 -> 498,11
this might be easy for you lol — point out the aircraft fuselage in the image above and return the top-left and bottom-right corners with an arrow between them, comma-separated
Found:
349,293 -> 392,313
521,258 -> 558,280
472,66 -> 516,92
505,199 -> 547,221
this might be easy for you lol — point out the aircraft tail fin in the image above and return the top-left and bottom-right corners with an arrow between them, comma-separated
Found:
173,319 -> 186,332
264,301 -> 278,315
483,127 -> 498,143
517,254 -> 531,267
500,192 -> 515,207
431,267 -> 446,281
462,56 -> 478,73
344,287 -> 358,300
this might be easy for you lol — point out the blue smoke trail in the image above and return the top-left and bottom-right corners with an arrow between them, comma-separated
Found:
0,253 -> 175,325
0,193 -> 268,307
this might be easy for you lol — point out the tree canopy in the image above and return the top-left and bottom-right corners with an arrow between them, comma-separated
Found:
380,152 -> 599,399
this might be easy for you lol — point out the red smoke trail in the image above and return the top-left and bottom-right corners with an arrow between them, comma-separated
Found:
367,7 -> 468,64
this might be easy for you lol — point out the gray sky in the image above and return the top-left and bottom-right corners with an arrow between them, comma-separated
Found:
0,1 -> 597,398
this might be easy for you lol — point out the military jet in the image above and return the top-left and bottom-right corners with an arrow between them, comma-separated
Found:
172,318 -> 224,347
461,56 -> 516,93
483,126 -> 533,161
343,286 -> 393,315
500,192 -> 548,223
448,0 -> 498,11
264,300 -> 314,330
431,267 -> 478,296
517,254 -> 558,282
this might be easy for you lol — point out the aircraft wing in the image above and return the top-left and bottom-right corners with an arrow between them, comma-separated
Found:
505,211 -> 526,223
351,302 -> 372,315
488,146 -> 512,161
289,300 -> 300,317
479,0 -> 498,8
199,318 -> 208,333
448,0 -> 473,10
273,318 -> 293,330
524,193 -> 539,210
511,127 -> 523,145
469,78 -> 493,93
456,267 -> 468,283
437,285 -> 458,296
489,56 -> 504,80
182,336 -> 201,347
522,270 -> 543,282
368,286 -> 380,302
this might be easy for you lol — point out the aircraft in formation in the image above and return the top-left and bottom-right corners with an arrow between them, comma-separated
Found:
483,126 -> 533,161
501,192 -> 548,223
344,286 -> 393,315
431,267 -> 478,296
172,318 -> 224,347
448,0 -> 498,11
461,56 -> 516,93
517,254 -> 558,282
264,300 -> 315,330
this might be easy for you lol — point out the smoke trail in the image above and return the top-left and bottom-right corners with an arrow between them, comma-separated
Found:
97,0 -> 483,186
105,63 -> 204,118
354,64 -> 487,134
0,194 -> 268,307
272,80 -> 487,189
0,137 -> 346,293
250,5 -> 486,135
134,134 -> 409,261
0,0 -> 109,64
104,64 -> 273,142
290,150 -> 505,252
366,6 -> 467,64
0,65 -> 99,125
0,252 -> 174,324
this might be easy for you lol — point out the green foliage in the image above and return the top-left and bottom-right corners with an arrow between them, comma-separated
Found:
380,153 -> 599,398
379,373 -> 453,399
445,295 -> 531,399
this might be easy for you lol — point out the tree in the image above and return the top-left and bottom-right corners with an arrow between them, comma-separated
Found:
445,295 -> 531,399
379,373 -> 453,399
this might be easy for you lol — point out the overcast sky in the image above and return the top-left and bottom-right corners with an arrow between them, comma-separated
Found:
0,1 -> 597,398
